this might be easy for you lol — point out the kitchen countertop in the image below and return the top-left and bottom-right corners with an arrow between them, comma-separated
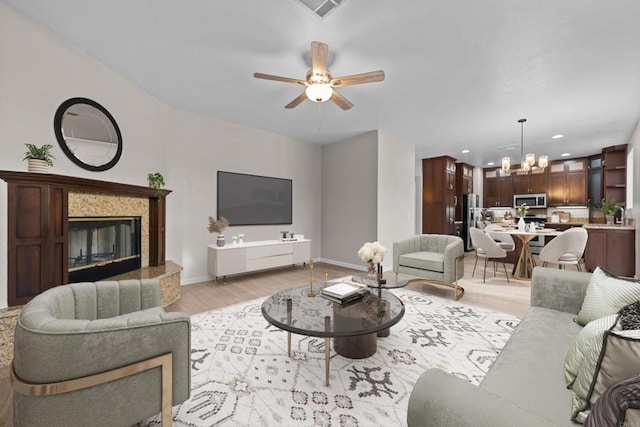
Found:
583,223 -> 636,231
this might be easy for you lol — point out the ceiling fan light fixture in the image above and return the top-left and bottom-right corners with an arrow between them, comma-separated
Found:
305,83 -> 333,103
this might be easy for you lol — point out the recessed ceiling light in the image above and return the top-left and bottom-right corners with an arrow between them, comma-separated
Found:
561,153 -> 571,157
552,134 -> 564,139
487,162 -> 495,166
461,149 -> 470,154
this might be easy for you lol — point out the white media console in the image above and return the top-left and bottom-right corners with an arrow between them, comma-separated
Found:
207,239 -> 311,281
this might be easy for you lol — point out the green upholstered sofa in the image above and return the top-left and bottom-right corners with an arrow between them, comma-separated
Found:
406,267 -> 637,426
12,279 -> 191,427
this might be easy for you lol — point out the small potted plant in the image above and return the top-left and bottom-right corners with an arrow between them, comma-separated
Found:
208,216 -> 230,247
23,143 -> 55,173
147,172 -> 165,198
601,199 -> 621,225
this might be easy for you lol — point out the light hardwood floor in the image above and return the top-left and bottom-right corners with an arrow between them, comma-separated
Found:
0,252 -> 536,425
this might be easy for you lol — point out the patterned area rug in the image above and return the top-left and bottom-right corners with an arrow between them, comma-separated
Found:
0,307 -> 21,369
144,289 -> 520,426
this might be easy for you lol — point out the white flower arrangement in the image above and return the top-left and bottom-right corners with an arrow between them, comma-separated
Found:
517,203 -> 529,217
357,241 -> 387,265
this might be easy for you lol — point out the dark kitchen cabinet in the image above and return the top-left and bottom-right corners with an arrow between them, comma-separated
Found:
455,162 -> 474,221
603,144 -> 627,207
423,156 -> 457,235
512,169 -> 547,194
483,168 -> 513,208
547,158 -> 587,206
584,226 -> 635,277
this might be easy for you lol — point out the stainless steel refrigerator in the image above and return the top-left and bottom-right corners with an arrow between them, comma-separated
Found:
462,193 -> 480,251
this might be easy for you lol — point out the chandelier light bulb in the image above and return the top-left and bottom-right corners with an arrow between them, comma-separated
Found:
538,155 -> 548,169
525,153 -> 535,166
502,156 -> 511,172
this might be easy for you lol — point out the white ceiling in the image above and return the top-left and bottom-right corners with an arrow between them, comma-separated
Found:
6,0 -> 640,167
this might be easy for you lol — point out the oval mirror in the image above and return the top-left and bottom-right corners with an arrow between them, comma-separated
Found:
54,97 -> 123,171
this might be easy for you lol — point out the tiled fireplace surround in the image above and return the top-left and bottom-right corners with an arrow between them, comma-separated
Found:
68,192 -> 182,307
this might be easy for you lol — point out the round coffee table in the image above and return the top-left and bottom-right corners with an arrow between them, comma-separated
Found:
261,284 -> 405,385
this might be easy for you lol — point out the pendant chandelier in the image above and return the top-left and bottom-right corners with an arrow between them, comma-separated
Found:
501,118 -> 548,172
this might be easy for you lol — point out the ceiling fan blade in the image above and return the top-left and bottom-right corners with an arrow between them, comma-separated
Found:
330,70 -> 385,87
284,92 -> 308,109
310,41 -> 329,81
330,91 -> 353,111
253,73 -> 306,85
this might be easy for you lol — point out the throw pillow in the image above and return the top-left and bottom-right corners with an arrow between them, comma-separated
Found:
576,267 -> 640,326
563,314 -> 619,388
571,328 -> 640,423
619,300 -> 640,330
584,374 -> 640,427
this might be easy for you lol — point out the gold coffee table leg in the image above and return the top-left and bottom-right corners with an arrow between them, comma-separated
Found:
324,316 -> 330,386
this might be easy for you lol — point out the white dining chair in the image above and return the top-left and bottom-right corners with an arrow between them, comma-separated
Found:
485,224 -> 516,253
469,227 -> 510,283
539,227 -> 588,271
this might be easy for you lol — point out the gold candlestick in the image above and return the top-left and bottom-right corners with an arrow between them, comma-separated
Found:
307,259 -> 316,297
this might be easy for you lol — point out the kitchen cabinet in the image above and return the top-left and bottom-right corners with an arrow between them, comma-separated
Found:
512,169 -> 547,194
547,158 -> 587,206
422,156 -> 457,235
603,144 -> 627,207
455,162 -> 473,221
483,168 -> 513,208
584,225 -> 635,277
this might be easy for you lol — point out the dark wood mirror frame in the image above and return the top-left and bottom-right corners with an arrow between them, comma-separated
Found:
54,97 -> 123,172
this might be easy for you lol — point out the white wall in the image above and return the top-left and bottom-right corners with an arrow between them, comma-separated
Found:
377,130 -> 415,269
628,119 -> 640,277
0,3 -> 323,307
321,132 -> 378,268
166,108 -> 322,284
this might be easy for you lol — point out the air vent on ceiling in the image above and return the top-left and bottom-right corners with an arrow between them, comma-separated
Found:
497,144 -> 520,152
296,0 -> 345,18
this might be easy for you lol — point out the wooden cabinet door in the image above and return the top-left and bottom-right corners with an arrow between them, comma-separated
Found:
584,229 -> 606,272
497,177 -> 513,207
547,174 -> 566,206
529,173 -> 547,194
484,178 -> 498,207
8,183 -> 67,306
512,174 -> 529,195
585,228 -> 635,276
566,171 -> 587,206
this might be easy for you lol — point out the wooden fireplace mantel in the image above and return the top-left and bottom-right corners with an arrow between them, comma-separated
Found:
0,170 -> 171,306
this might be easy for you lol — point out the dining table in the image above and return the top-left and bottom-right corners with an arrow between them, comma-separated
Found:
489,227 -> 562,280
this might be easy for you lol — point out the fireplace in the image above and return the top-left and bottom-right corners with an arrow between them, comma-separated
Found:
68,216 -> 142,283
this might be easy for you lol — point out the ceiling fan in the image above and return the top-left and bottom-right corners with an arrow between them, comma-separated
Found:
253,41 -> 385,111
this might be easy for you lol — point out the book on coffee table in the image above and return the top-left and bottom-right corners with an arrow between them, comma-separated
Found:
321,281 -> 368,303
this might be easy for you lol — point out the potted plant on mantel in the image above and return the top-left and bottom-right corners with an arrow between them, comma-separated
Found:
601,199 -> 621,225
23,143 -> 55,173
147,172 -> 165,199
208,216 -> 230,247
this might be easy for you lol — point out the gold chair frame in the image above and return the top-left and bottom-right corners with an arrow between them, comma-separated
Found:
401,253 -> 465,300
11,352 -> 174,427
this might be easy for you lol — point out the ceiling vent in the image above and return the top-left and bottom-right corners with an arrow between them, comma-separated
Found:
296,0 -> 345,18
497,144 -> 520,152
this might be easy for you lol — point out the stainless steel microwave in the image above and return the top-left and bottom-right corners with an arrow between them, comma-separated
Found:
513,193 -> 547,209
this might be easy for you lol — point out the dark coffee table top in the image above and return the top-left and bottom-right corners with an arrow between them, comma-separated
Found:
261,284 -> 405,338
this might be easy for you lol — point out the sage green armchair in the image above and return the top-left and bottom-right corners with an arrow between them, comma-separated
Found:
11,279 -> 191,427
393,234 -> 465,299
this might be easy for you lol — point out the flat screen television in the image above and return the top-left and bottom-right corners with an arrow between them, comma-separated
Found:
217,171 -> 292,226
